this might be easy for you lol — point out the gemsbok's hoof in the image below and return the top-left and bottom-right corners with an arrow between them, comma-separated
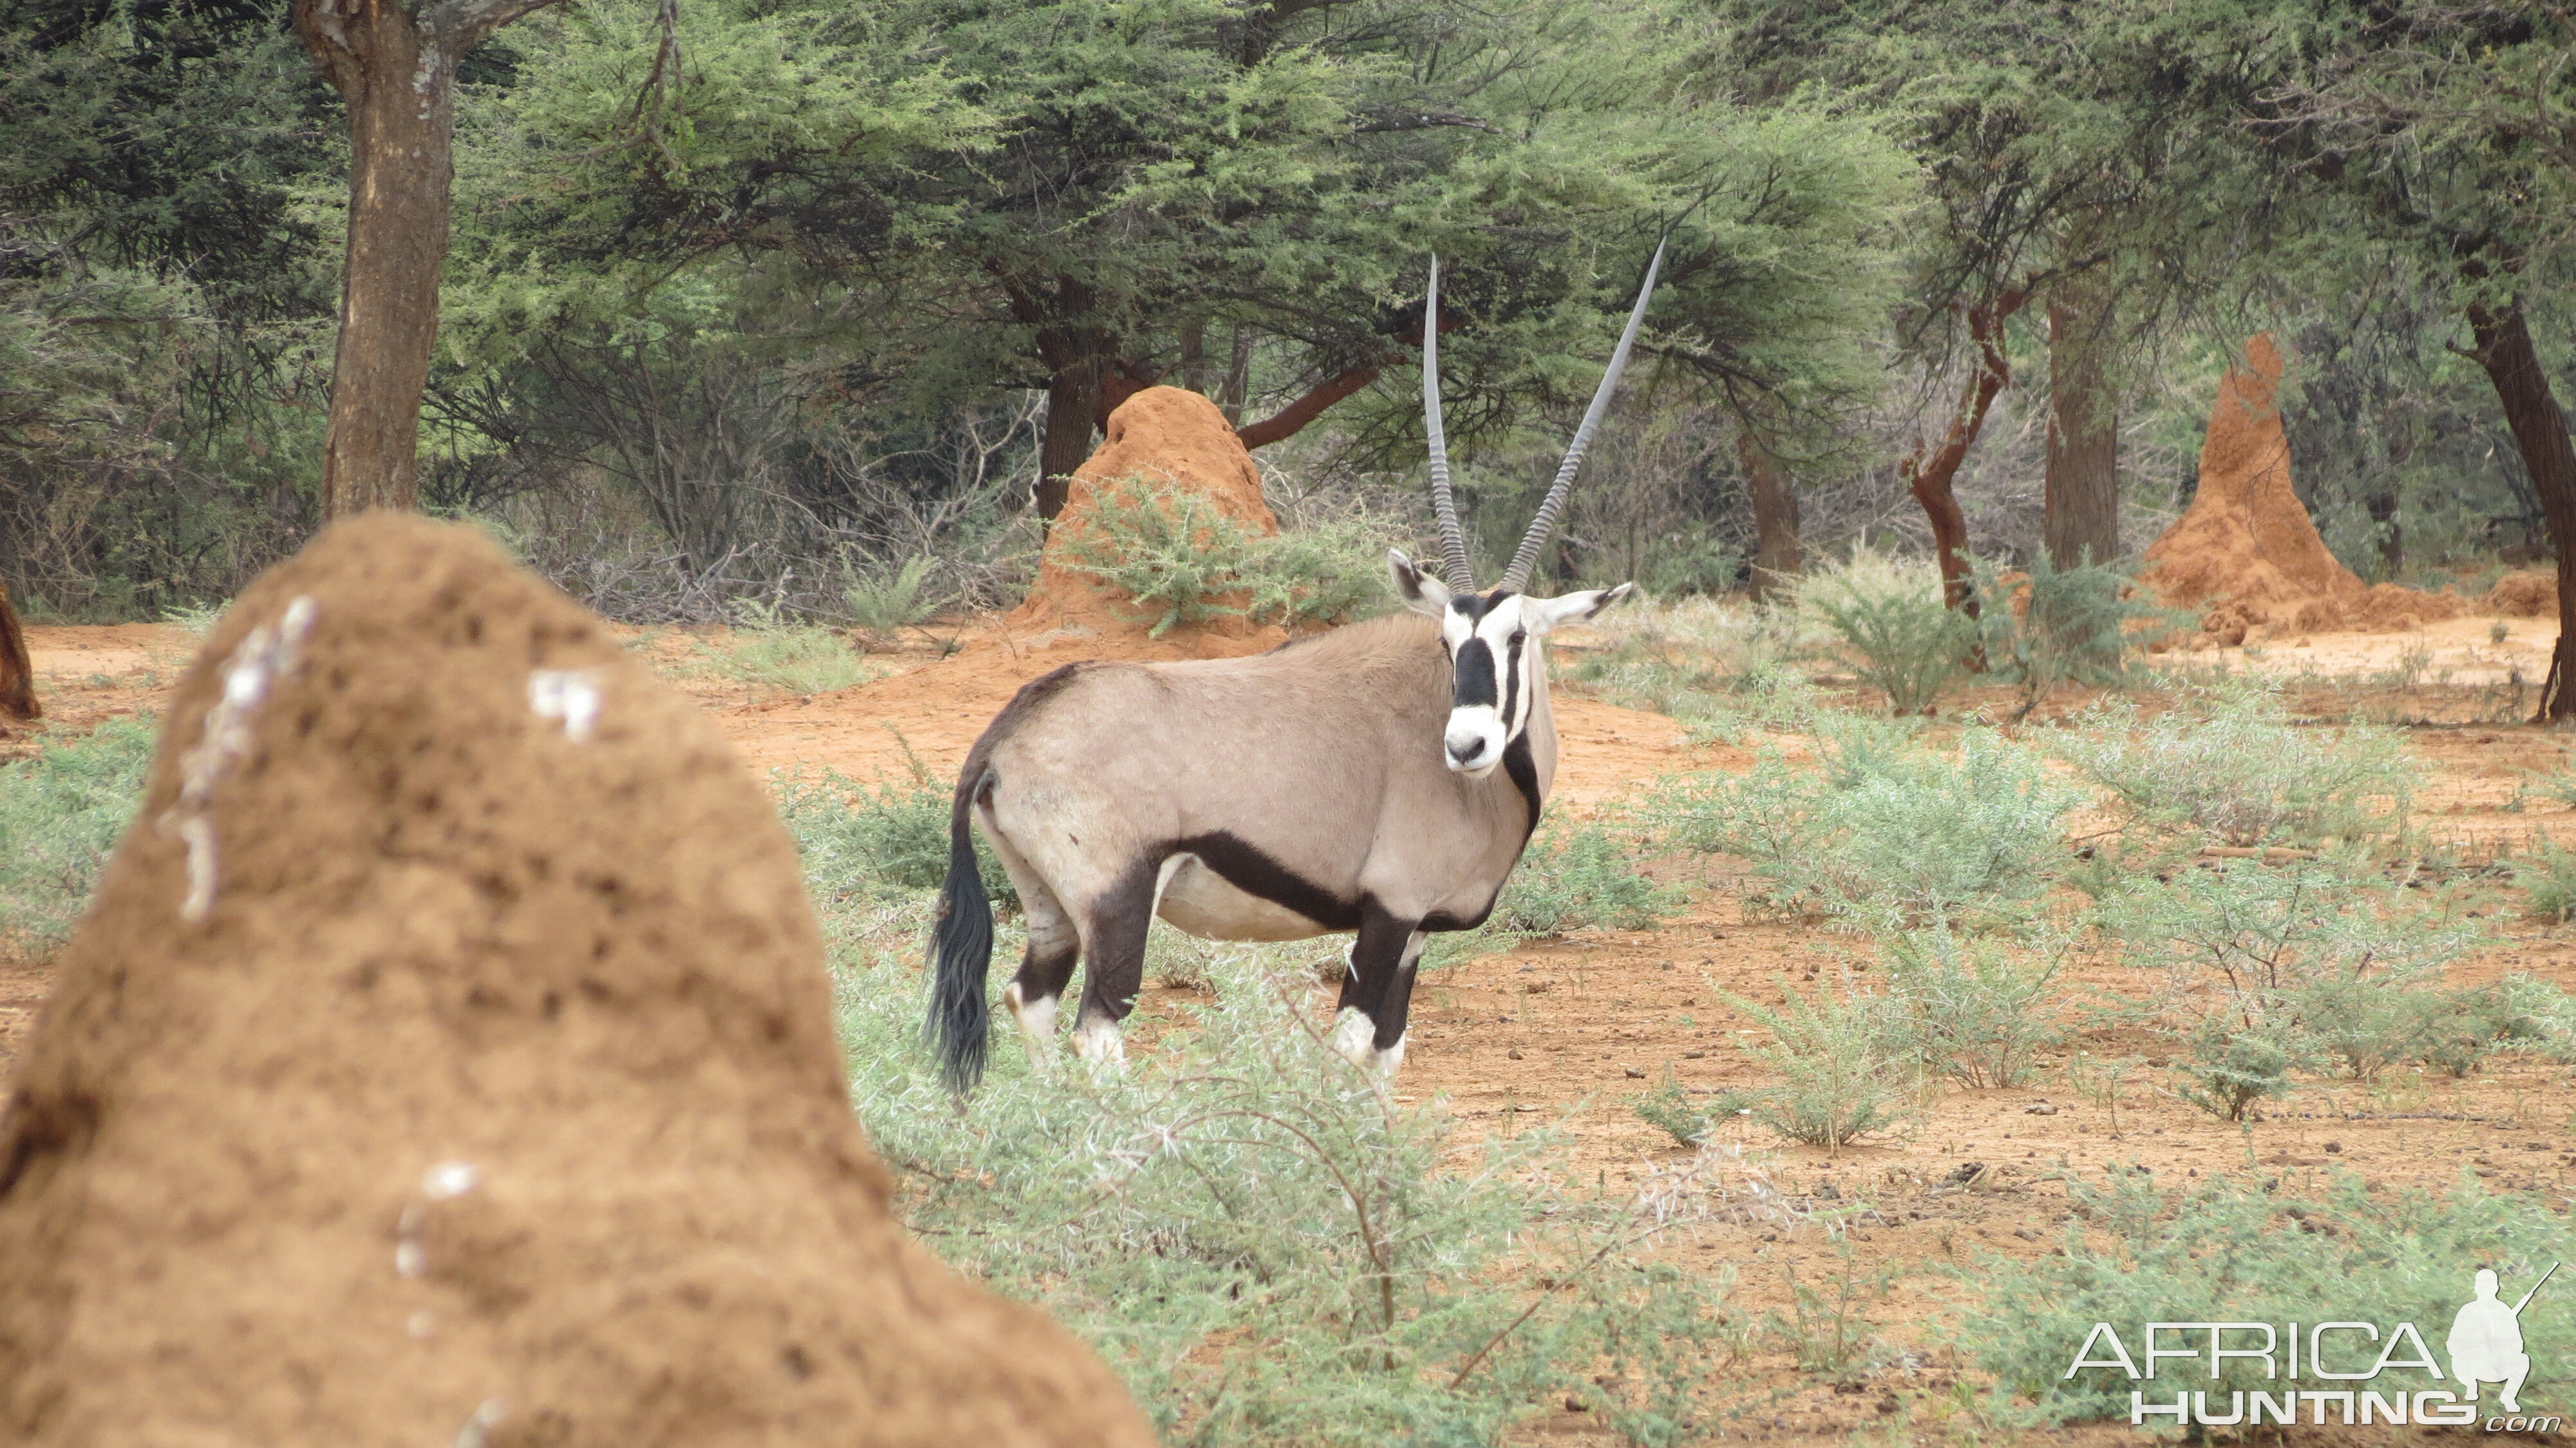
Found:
1072,1015 -> 1128,1071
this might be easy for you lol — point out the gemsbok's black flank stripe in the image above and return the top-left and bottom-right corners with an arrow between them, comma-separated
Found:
1167,832 -> 1363,932
1502,732 -> 1541,841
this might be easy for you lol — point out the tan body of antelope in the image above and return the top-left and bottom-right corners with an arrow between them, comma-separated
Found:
929,246 -> 1665,1089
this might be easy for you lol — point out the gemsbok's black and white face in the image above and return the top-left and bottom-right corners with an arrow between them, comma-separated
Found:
1388,551 -> 1633,779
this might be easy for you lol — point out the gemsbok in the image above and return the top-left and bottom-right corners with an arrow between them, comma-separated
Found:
929,244 -> 1667,1089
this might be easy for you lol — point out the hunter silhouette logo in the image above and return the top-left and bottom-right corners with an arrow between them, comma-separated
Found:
2450,1263 -> 2555,1415
2063,1261 -> 2562,1430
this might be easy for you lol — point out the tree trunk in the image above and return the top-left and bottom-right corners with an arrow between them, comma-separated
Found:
1179,320 -> 1208,395
294,0 -> 562,519
2366,488 -> 2402,578
1236,362 -> 1382,450
1902,285 -> 2027,613
1217,327 -> 1253,424
2465,300 -> 2576,720
0,577 -> 37,723
2043,281 -> 2119,569
1036,356 -> 1103,524
1739,431 -> 1800,603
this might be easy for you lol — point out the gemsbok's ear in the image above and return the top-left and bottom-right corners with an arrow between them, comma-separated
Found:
1522,582 -> 1634,634
1389,549 -> 1453,616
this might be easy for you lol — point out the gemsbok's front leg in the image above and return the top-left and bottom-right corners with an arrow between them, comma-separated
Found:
1332,904 -> 1425,1075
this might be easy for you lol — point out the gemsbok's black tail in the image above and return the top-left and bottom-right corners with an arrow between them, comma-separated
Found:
926,765 -> 994,1092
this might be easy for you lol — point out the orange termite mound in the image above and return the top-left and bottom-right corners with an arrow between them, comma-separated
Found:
1010,385 -> 1289,653
0,514 -> 1157,1448
0,577 -> 35,723
2486,570 -> 2559,618
2141,333 -> 2463,645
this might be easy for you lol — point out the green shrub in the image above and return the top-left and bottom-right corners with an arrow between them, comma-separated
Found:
1651,748 -> 1817,869
2287,973 -> 2449,1082
692,604 -> 876,696
1635,531 -> 1743,598
2405,977 -> 2575,1077
1493,812 -> 1685,936
2092,857 -> 2475,1005
2055,687 -> 2414,848
2480,973 -> 2576,1060
773,750 -> 1016,910
827,913 -> 1733,1445
1658,724 -> 2079,934
1719,978 -> 1912,1147
2518,841 -> 2576,922
1802,560 -> 1975,716
1956,1170 -> 2576,1425
842,555 -> 940,636
1879,928 -> 2063,1089
2094,858 -> 2477,1114
1632,1069 -> 1714,1147
1631,1071 -> 1756,1148
1971,553 -> 2176,714
2170,1013 -> 2309,1120
1567,596 -> 1821,741
0,715 -> 157,954
1801,729 -> 2081,933
1059,475 -> 1388,637
160,602 -> 224,637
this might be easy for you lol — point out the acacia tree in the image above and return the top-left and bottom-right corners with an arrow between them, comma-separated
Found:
1,0 -> 343,605
453,0 -> 1905,546
292,0 -> 573,516
1712,3 -> 2094,604
2262,3 -> 2576,714
1712,1 -> 2259,598
905,0 -> 1788,520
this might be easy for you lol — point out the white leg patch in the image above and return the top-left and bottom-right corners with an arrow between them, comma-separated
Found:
1374,1032 -> 1407,1078
1003,982 -> 1057,1038
1074,1014 -> 1126,1065
1003,984 -> 1059,1067
1330,1008 -> 1376,1067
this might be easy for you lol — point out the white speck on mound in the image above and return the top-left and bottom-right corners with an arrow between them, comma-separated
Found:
452,1398 -> 507,1448
528,669 -> 602,743
160,595 -> 317,922
421,1161 -> 478,1199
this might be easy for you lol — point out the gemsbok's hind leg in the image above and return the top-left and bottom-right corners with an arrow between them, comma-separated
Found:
1001,888 -> 1080,1064
983,819 -> 1079,1063
1069,861 -> 1160,1065
1332,906 -> 1424,1074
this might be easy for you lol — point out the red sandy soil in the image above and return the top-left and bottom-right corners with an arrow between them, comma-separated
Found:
10,609 -> 2576,1445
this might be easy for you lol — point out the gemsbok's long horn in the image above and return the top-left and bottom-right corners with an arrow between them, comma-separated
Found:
1499,240 -> 1668,593
1422,256 -> 1476,591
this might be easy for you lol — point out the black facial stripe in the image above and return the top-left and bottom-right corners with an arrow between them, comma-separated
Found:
1501,633 -> 1525,731
1452,638 -> 1497,709
1446,589 -> 1519,625
1164,832 -> 1361,932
